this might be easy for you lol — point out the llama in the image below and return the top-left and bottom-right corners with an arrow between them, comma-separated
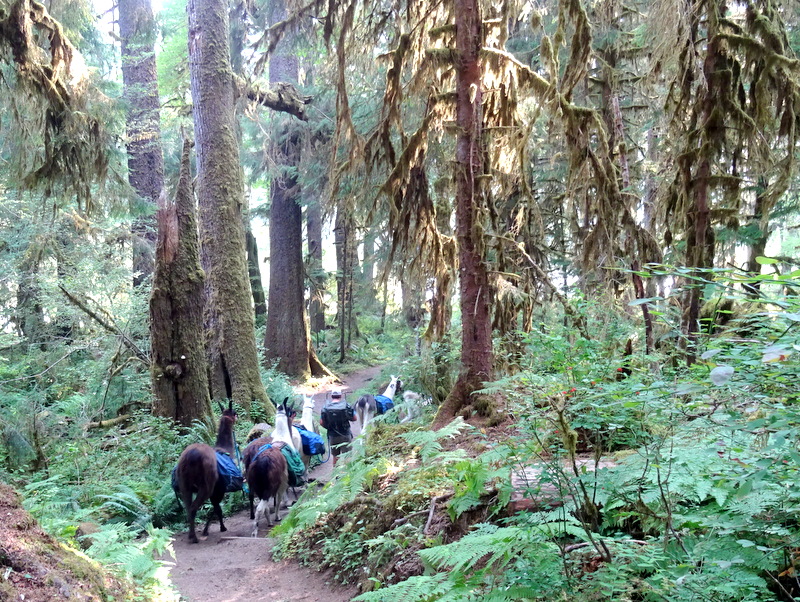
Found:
397,390 -> 431,423
270,398 -> 307,488
174,401 -> 239,543
355,375 -> 402,432
243,437 -> 288,534
271,398 -> 303,455
300,394 -> 316,432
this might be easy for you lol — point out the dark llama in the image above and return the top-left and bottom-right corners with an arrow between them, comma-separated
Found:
174,400 -> 241,543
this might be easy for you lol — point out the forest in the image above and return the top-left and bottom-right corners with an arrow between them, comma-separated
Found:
0,0 -> 800,598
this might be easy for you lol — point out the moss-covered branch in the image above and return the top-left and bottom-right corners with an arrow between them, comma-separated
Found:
236,77 -> 312,120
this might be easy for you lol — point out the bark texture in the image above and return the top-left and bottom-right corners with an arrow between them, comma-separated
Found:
118,0 -> 164,286
263,121 -> 312,377
434,0 -> 493,428
263,1 -> 330,379
187,0 -> 271,415
335,208 -> 355,362
306,199 -> 325,334
150,140 -> 212,427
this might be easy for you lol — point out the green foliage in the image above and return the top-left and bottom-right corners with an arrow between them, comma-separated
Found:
83,522 -> 174,583
400,417 -> 468,464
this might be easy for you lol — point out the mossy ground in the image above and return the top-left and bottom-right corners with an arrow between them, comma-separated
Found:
0,484 -> 133,601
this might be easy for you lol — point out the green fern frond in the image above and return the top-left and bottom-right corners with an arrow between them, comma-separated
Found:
96,485 -> 152,528
419,524 -> 533,574
353,573 -> 451,601
401,418 -> 470,463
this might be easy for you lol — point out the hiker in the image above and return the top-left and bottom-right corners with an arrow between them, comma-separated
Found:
320,389 -> 357,466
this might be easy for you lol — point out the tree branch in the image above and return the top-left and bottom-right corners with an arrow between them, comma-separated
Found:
492,235 -> 590,339
58,286 -> 149,364
235,76 -> 311,121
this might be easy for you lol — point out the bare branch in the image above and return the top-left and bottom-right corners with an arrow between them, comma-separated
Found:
58,286 -> 149,364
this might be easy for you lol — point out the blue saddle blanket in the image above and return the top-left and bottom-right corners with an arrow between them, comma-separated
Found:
293,425 -> 326,456
170,451 -> 243,494
375,395 -> 394,415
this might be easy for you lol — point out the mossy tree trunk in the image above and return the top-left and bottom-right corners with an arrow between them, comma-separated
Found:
359,229 -> 378,312
150,140 -> 212,427
306,199 -> 326,334
246,224 -> 267,323
263,1 -> 331,379
230,5 -> 267,323
334,207 -> 354,362
118,0 -> 164,287
187,0 -> 272,416
679,2 -> 719,365
434,0 -> 493,428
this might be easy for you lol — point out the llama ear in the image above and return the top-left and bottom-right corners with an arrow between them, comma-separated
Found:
228,398 -> 233,412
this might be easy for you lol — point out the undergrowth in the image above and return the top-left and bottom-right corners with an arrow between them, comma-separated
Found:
277,273 -> 800,601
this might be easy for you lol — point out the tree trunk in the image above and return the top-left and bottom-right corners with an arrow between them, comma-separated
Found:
306,199 -> 326,334
118,0 -> 164,287
744,180 -> 769,298
230,5 -> 266,323
150,140 -> 213,427
334,208 -> 353,362
263,0 -> 330,379
187,0 -> 271,416
264,123 -> 312,377
246,224 -> 267,322
15,247 -> 44,348
434,0 -> 493,428
401,277 -> 424,329
359,229 -> 377,312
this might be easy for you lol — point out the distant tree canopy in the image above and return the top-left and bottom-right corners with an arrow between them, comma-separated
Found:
0,0 -> 798,427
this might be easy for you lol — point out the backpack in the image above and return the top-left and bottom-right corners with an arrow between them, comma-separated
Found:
321,399 -> 352,437
293,424 -> 326,456
374,394 -> 394,415
215,451 -> 244,492
278,445 -> 307,487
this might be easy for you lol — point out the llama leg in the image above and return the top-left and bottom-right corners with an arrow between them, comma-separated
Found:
252,499 -> 265,536
183,492 -> 199,544
186,503 -> 199,544
202,509 -> 213,536
271,493 -> 279,523
214,498 -> 227,533
276,483 -> 287,522
249,491 -> 255,520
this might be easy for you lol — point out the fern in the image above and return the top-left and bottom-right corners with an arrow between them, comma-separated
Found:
83,522 -> 173,581
420,524 -> 543,574
96,484 -> 152,528
353,573 -> 451,601
448,453 -> 510,519
401,417 -> 470,463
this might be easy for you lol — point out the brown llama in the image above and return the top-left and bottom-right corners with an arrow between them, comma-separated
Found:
175,400 -> 238,543
243,436 -> 289,535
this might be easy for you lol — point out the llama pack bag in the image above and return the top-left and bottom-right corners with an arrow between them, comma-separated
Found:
293,424 -> 326,456
374,394 -> 394,415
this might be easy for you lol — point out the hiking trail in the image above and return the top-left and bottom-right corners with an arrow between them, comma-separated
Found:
167,365 -> 385,602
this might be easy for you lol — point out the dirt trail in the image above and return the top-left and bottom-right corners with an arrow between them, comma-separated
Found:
167,365 -> 386,602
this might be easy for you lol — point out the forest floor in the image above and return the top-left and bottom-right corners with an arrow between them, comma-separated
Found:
166,364 -> 385,602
